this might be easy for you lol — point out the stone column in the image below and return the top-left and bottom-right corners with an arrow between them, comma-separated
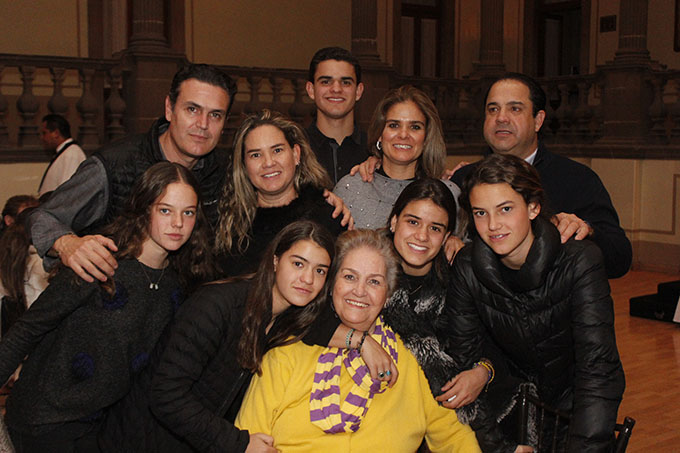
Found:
598,0 -> 652,144
473,0 -> 506,75
613,0 -> 651,65
120,0 -> 185,134
128,0 -> 168,51
351,0 -> 380,62
350,0 -> 390,131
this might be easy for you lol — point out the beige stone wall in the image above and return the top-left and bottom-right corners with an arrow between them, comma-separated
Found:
591,0 -> 680,69
648,0 -> 680,68
186,0 -> 352,69
0,0 -> 87,57
455,0 -> 480,78
0,164 -> 46,209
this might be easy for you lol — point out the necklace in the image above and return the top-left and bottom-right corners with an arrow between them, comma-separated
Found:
137,260 -> 166,290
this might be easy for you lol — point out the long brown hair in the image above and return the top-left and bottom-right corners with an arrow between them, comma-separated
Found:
0,208 -> 37,311
216,110 -> 332,253
238,220 -> 335,374
367,85 -> 447,179
100,162 -> 214,294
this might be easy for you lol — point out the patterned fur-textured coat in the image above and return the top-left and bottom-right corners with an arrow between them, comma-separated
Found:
382,264 -> 520,452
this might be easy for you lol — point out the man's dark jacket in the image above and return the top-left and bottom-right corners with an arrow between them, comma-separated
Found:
95,117 -> 227,229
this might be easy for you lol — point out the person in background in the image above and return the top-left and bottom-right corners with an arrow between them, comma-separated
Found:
1,196 -> 39,234
0,208 -> 48,335
38,114 -> 87,197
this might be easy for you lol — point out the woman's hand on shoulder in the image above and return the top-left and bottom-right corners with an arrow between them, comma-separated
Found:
435,366 -> 488,409
246,433 -> 278,453
361,335 -> 399,387
444,235 -> 465,264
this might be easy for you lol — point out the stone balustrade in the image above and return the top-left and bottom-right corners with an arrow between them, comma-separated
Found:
1,53 -> 678,163
0,53 -> 124,161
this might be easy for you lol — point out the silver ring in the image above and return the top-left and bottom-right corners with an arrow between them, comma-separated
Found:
378,371 -> 385,378
447,394 -> 458,402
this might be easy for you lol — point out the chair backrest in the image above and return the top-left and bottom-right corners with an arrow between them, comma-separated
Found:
614,417 -> 636,453
517,385 -> 635,452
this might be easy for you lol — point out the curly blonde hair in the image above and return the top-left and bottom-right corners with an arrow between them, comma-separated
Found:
216,110 -> 332,253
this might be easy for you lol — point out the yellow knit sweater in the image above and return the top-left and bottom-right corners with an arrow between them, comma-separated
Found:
236,334 -> 480,453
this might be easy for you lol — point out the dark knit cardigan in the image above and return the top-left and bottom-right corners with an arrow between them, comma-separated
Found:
381,265 -> 514,452
0,259 -> 182,438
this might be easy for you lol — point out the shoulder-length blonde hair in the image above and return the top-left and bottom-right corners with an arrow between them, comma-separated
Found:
216,110 -> 332,253
367,85 -> 446,179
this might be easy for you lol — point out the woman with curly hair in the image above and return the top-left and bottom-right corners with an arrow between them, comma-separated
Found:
0,162 -> 212,452
216,109 -> 345,277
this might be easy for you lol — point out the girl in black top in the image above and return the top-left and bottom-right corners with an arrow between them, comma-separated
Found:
0,162 -> 212,452
441,154 -> 624,452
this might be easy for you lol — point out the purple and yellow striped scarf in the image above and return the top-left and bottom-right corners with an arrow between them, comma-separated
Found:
309,316 -> 398,434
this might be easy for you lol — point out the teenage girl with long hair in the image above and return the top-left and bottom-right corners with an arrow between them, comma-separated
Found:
0,162 -> 212,452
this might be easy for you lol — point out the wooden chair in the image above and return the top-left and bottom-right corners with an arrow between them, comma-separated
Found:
517,385 -> 635,452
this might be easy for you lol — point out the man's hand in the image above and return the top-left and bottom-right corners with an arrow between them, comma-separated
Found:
323,190 -> 354,230
441,160 -> 470,180
53,234 -> 118,283
245,433 -> 277,453
436,366 -> 488,409
349,156 -> 381,183
444,235 -> 465,264
552,212 -> 593,244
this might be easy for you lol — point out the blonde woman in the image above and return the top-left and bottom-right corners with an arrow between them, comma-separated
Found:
216,110 -> 346,277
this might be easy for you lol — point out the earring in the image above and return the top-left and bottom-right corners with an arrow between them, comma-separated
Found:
389,226 -> 394,233
376,139 -> 382,151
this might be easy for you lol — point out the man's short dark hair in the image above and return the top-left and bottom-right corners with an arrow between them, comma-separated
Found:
168,64 -> 237,115
484,72 -> 547,117
308,47 -> 362,83
41,114 -> 71,139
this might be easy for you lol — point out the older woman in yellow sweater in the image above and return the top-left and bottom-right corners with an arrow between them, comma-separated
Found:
235,229 -> 480,452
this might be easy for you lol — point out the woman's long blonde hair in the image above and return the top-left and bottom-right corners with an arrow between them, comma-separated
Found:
216,110 -> 332,253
